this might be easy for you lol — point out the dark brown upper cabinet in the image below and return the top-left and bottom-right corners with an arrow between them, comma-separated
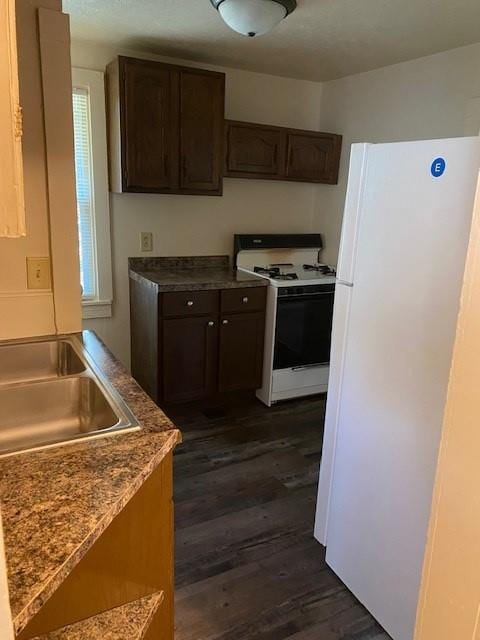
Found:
108,57 -> 225,195
179,70 -> 224,193
286,132 -> 341,184
224,120 -> 342,185
225,122 -> 286,179
121,60 -> 177,191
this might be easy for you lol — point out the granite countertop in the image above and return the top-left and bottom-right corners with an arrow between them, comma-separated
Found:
0,330 -> 181,637
128,255 -> 268,292
32,592 -> 164,640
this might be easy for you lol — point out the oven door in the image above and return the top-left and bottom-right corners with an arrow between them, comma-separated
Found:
273,285 -> 335,370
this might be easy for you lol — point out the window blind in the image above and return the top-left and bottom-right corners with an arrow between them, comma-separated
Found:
72,87 -> 96,299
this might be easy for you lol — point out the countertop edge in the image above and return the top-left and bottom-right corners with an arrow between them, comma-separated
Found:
13,429 -> 180,635
31,591 -> 165,639
128,268 -> 268,292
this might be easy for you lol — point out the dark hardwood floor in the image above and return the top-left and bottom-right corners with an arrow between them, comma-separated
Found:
168,394 -> 390,640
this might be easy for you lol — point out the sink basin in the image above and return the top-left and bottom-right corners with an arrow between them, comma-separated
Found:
0,337 -> 139,458
0,339 -> 85,385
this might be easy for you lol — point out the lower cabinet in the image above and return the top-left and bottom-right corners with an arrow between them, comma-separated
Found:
218,313 -> 265,393
159,287 -> 266,403
130,280 -> 267,404
163,315 -> 218,403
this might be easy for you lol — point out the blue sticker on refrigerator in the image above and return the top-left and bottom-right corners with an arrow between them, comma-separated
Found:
431,157 -> 446,178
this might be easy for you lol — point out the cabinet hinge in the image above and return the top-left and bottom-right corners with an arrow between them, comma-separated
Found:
14,104 -> 23,139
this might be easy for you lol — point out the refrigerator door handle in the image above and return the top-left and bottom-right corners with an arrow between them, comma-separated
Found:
336,143 -> 370,283
336,280 -> 354,287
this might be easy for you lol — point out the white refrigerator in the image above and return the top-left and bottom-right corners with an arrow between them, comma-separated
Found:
315,137 -> 480,640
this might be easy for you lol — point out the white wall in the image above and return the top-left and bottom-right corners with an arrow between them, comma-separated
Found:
314,42 -> 480,264
70,41 -> 325,367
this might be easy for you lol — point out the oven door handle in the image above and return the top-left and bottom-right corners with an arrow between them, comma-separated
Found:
279,292 -> 334,299
292,363 -> 327,371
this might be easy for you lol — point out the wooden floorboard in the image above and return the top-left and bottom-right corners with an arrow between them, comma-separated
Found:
169,395 -> 391,640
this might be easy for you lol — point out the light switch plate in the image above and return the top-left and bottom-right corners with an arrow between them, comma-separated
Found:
140,232 -> 153,252
27,257 -> 51,290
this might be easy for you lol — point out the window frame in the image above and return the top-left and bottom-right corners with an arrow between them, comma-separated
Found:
72,67 -> 113,319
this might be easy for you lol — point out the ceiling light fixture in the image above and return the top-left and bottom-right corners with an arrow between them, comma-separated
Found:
211,0 -> 297,38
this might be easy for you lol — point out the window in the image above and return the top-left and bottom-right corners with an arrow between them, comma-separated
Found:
72,88 -> 96,298
71,68 -> 113,319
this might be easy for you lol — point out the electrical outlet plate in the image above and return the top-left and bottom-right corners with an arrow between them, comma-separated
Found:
140,232 -> 153,252
26,257 -> 51,290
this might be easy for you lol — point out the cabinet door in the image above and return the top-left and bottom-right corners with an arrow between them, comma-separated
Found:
286,133 -> 341,184
121,58 -> 178,192
225,121 -> 285,179
162,316 -> 217,403
179,69 -> 224,194
218,313 -> 265,393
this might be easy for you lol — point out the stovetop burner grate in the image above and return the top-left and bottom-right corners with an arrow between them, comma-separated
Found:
303,264 -> 336,275
272,273 -> 298,281
253,266 -> 299,280
253,266 -> 279,276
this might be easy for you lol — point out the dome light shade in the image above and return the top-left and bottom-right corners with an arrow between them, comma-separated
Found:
211,0 -> 297,37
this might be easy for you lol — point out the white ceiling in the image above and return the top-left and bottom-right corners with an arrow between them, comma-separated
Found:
63,0 -> 480,82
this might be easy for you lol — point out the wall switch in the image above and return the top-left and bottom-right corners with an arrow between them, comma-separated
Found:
140,232 -> 153,252
26,257 -> 51,290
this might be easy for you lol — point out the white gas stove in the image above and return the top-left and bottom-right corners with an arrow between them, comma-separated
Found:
240,263 -> 337,287
235,234 -> 336,406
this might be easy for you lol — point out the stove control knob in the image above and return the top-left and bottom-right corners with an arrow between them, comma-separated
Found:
242,296 -> 249,303
207,321 -> 215,327
222,319 -> 229,325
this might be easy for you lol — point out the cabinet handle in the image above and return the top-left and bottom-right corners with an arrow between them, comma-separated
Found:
222,319 -> 229,325
207,321 -> 215,327
186,300 -> 194,307
242,297 -> 249,303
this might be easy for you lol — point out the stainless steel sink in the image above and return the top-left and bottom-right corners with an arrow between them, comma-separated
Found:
0,337 -> 140,458
0,339 -> 85,385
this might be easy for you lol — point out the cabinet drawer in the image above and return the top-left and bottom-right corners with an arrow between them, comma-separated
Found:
221,287 -> 266,314
162,290 -> 219,317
